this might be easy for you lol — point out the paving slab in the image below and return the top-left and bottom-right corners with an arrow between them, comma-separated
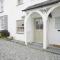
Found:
0,40 -> 60,60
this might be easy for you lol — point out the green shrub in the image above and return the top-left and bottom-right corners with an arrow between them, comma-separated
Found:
0,30 -> 10,38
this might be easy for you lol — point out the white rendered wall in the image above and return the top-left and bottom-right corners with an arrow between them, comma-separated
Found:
15,0 -> 47,41
48,7 -> 60,45
4,0 -> 60,45
26,17 -> 34,42
4,0 -> 47,41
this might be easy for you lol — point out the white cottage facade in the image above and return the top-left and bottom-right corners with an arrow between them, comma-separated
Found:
0,0 -> 60,49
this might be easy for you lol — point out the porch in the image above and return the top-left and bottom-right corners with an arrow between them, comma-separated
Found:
23,0 -> 60,49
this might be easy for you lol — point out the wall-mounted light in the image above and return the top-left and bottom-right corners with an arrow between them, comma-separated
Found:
49,13 -> 52,18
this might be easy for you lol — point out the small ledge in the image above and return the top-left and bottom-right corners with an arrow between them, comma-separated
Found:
16,3 -> 24,6
0,11 -> 4,13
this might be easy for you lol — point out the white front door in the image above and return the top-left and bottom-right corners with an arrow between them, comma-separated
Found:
34,18 -> 43,43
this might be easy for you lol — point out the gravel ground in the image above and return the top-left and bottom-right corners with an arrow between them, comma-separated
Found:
0,40 -> 60,60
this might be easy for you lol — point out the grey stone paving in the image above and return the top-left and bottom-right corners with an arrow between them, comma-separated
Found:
0,40 -> 60,60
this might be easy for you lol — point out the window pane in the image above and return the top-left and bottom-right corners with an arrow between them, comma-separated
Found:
38,24 -> 43,29
35,18 -> 43,29
3,15 -> 8,30
16,20 -> 24,33
55,17 -> 60,30
0,15 -> 8,30
0,0 -> 3,12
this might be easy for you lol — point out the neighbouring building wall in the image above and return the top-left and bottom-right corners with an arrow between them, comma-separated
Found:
48,7 -> 60,45
3,0 -> 17,37
8,0 -> 17,37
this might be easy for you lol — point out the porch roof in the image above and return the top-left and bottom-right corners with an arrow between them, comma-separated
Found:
22,0 -> 60,11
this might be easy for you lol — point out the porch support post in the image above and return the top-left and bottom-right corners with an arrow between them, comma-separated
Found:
24,14 -> 28,45
43,16 -> 48,49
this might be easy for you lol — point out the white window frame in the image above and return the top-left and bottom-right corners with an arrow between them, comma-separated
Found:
55,17 -> 60,30
16,20 -> 24,34
0,0 -> 3,13
0,15 -> 8,30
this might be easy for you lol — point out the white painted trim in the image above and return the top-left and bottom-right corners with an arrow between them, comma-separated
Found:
47,2 -> 60,19
43,17 -> 48,49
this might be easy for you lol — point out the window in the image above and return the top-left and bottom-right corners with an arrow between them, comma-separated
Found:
35,18 -> 43,30
55,17 -> 60,30
16,20 -> 24,33
18,0 -> 23,5
0,15 -> 8,30
0,0 -> 3,13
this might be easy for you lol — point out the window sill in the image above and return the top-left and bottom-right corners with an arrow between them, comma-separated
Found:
16,32 -> 24,34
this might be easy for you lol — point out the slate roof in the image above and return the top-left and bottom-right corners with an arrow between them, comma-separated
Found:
23,0 -> 60,11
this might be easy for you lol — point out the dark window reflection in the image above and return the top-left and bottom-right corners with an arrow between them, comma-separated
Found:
35,20 -> 43,30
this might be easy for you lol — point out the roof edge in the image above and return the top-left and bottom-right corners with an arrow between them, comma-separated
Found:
22,0 -> 60,11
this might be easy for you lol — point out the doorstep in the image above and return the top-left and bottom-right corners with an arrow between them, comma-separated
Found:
45,44 -> 60,55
